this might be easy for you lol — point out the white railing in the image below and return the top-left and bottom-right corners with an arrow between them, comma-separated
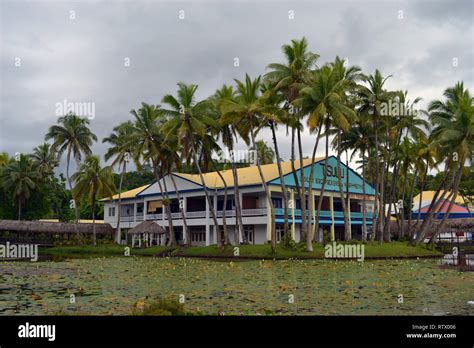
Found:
144,208 -> 268,221
136,214 -> 144,221
120,216 -> 135,222
186,211 -> 206,218
242,208 -> 267,216
146,213 -> 163,220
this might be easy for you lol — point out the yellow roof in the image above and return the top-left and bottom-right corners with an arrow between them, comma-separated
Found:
174,157 -> 324,188
39,219 -> 105,224
412,190 -> 466,206
100,184 -> 149,201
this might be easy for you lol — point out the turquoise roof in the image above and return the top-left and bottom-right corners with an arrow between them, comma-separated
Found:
269,156 -> 375,195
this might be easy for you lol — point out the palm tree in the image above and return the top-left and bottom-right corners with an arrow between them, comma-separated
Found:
72,155 -> 115,245
294,62 -> 358,246
103,121 -> 134,243
0,154 -> 40,220
45,113 -> 97,231
338,114 -> 373,242
0,152 -> 10,167
253,140 -> 275,164
414,82 -> 473,244
213,85 -> 245,245
265,37 -> 320,245
29,143 -> 59,177
357,70 -> 393,242
160,83 -> 223,248
381,91 -> 427,241
221,74 -> 278,251
127,103 -> 177,246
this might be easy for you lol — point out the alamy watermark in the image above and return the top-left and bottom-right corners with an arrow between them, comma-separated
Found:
0,242 -> 38,262
380,99 -> 419,117
324,241 -> 365,262
55,99 -> 96,120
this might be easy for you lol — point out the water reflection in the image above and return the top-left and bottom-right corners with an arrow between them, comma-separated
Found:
440,253 -> 474,271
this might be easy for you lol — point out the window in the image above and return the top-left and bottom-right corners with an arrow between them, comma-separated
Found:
191,227 -> 206,242
108,207 -> 116,217
244,225 -> 254,243
272,198 -> 283,208
276,224 -> 286,243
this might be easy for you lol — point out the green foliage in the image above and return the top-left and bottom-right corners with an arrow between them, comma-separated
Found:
133,297 -> 190,316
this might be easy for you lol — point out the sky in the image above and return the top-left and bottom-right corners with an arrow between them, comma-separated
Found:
0,0 -> 473,175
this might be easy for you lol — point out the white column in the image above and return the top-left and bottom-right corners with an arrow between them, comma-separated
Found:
266,189 -> 272,241
213,193 -> 218,244
133,203 -> 137,223
205,196 -> 210,246
182,196 -> 188,244
330,195 -> 335,241
347,195 -> 352,238
291,189 -> 296,240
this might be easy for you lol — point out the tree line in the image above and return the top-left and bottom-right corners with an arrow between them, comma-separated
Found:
0,37 -> 472,250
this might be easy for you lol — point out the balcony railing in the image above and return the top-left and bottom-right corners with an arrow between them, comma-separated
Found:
133,209 -> 373,222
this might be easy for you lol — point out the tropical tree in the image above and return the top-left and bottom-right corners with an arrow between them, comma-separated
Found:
357,70 -> 394,242
294,61 -> 359,247
265,37 -> 320,245
221,74 -> 278,251
0,154 -> 40,220
103,121 -> 134,243
45,113 -> 97,228
127,103 -> 178,246
414,82 -> 473,244
160,83 -> 223,247
213,85 -> 245,245
29,143 -> 59,177
72,155 -> 115,245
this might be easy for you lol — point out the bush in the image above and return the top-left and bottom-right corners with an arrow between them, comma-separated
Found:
132,297 -> 190,316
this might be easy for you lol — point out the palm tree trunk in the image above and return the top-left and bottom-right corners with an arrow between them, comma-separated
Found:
415,163 -> 429,230
230,156 -> 244,244
92,201 -> 96,246
115,161 -> 126,244
399,166 -> 410,238
412,160 -> 452,245
66,148 -> 81,243
211,160 -> 229,247
306,125 -> 322,251
152,162 -> 176,246
313,120 -> 330,242
191,144 -> 221,248
373,108 -> 380,242
290,128 -> 305,243
429,162 -> 464,244
250,127 -> 276,251
169,172 -> 189,245
361,150 -> 368,243
297,128 -> 308,242
336,132 -> 350,241
270,121 -> 290,245
407,168 -> 418,238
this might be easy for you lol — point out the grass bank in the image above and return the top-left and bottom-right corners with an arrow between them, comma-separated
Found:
41,244 -> 173,257
172,241 -> 443,259
40,241 -> 443,260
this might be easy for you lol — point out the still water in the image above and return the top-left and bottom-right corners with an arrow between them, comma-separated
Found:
0,257 -> 473,315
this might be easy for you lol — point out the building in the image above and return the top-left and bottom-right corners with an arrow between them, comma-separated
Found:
412,190 -> 474,220
102,156 -> 376,246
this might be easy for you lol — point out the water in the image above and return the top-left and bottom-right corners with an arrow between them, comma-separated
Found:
0,257 -> 473,315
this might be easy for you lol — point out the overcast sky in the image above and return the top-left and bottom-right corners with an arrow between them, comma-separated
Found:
0,0 -> 472,175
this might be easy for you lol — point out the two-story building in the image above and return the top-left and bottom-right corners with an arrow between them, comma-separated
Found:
102,156 -> 375,246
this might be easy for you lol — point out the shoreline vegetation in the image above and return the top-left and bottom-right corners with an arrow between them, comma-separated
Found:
40,241 -> 443,260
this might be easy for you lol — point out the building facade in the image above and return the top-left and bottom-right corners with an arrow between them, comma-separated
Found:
102,156 -> 376,246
